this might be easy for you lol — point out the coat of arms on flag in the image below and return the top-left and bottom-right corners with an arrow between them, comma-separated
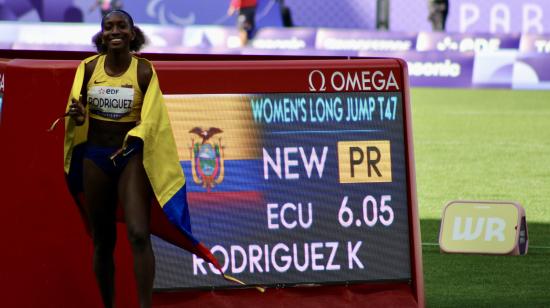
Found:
189,127 -> 225,191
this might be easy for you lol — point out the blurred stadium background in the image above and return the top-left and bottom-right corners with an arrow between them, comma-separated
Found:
1,0 -> 549,306
1,0 -> 549,90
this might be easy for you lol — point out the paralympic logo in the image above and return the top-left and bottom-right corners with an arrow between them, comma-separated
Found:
146,0 -> 196,25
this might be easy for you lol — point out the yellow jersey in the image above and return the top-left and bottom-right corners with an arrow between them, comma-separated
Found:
86,54 -> 143,122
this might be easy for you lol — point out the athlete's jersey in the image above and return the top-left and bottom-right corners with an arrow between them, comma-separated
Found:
87,54 -> 143,122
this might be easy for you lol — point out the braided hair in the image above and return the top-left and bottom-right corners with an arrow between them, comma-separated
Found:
92,9 -> 147,53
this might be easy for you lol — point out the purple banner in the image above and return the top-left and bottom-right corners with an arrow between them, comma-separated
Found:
0,0 -> 283,28
445,0 -> 550,34
3,0 -> 550,34
519,34 -> 550,54
472,51 -> 516,88
316,29 -> 416,52
240,47 -> 356,57
416,32 -> 521,53
1,23 -> 182,53
181,26 -> 241,49
473,51 -> 550,89
139,25 -> 183,51
2,21 -> 550,90
391,0 -> 550,34
285,0 -> 376,29
132,0 -> 283,28
251,27 -> 317,50
130,0 -> 236,26
359,51 -> 474,88
0,0 -> 81,22
404,52 -> 473,88
512,53 -> 550,90
11,23 -> 99,51
0,24 -> 19,44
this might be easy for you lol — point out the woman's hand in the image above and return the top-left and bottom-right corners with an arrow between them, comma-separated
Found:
69,97 -> 86,126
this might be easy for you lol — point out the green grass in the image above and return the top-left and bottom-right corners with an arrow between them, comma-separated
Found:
411,88 -> 550,307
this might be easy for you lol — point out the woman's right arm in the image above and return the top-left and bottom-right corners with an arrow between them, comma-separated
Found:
69,60 -> 96,126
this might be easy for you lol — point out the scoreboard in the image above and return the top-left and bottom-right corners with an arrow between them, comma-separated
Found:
150,59 -> 422,291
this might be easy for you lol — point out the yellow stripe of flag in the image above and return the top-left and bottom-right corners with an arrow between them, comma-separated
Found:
165,94 -> 262,161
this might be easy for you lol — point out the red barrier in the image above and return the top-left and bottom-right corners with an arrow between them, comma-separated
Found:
0,51 -> 423,307
0,59 -> 111,307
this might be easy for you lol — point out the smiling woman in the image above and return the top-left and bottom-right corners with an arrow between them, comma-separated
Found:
62,9 -> 230,307
62,10 -> 162,308
64,10 -> 155,308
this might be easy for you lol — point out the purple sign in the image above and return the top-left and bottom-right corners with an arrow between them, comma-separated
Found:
445,0 -> 550,34
512,53 -> 550,90
0,24 -> 19,44
391,0 -> 550,34
181,26 -> 241,49
3,0 -> 550,34
251,28 -> 317,50
472,51 -> 516,88
139,25 -> 183,51
131,0 -> 236,25
0,0 -> 284,27
473,51 -> 550,89
12,23 -> 99,51
286,0 -> 376,29
359,50 -> 474,88
404,52 -> 474,88
9,42 -> 95,52
132,0 -> 283,28
416,32 -> 521,53
316,29 -> 417,52
240,47 -> 356,57
519,34 -> 550,54
0,0 -> 82,22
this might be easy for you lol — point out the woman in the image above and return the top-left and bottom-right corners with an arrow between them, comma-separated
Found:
66,10 -> 157,308
64,10 -> 248,307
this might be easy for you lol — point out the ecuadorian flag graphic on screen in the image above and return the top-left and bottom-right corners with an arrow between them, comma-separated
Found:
165,94 -> 264,232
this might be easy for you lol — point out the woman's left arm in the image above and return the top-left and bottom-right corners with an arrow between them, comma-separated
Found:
128,58 -> 154,145
137,58 -> 153,95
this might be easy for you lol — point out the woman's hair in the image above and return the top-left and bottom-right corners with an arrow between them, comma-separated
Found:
92,10 -> 147,53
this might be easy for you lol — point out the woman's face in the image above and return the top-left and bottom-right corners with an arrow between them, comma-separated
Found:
101,12 -> 135,51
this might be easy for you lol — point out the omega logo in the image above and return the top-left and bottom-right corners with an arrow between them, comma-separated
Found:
308,70 -> 399,92
308,70 -> 326,92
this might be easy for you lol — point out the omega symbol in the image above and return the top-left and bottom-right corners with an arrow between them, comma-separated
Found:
308,70 -> 326,92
